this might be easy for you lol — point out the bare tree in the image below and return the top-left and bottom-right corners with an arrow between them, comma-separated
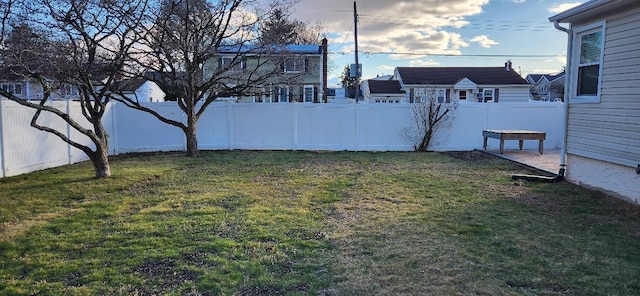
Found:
0,0 -> 148,178
118,0 -> 296,156
403,87 -> 458,151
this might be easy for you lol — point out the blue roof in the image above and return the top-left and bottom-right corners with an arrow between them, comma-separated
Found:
218,44 -> 321,54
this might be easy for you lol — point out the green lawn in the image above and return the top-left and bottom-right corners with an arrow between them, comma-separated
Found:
1,151 -> 639,295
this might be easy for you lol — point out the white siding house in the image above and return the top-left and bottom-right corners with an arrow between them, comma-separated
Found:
393,62 -> 531,104
550,0 -> 640,203
361,79 -> 406,103
110,79 -> 166,102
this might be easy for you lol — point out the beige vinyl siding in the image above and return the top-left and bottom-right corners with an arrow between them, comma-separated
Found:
567,5 -> 640,168
494,87 -> 530,102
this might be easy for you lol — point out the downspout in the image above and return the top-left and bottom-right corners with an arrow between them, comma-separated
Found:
512,21 -> 571,182
555,20 -> 572,179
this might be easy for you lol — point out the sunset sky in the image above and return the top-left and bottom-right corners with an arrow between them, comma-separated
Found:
289,0 -> 584,86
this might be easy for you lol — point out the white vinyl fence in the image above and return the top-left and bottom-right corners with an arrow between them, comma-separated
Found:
0,99 -> 565,177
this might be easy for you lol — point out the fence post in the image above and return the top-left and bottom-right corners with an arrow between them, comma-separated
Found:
109,102 -> 119,155
66,100 -> 72,164
0,99 -> 6,178
227,103 -> 234,150
354,103 -> 359,151
292,103 -> 297,151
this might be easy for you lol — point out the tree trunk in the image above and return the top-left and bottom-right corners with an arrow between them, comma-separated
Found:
92,143 -> 111,178
185,113 -> 199,157
418,129 -> 433,152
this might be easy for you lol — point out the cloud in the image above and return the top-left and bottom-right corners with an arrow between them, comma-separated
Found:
469,35 -> 498,48
541,55 -> 566,65
547,2 -> 584,14
292,0 -> 488,56
512,0 -> 526,3
409,59 -> 440,66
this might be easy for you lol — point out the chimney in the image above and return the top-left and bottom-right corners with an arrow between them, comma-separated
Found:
321,38 -> 328,103
505,60 -> 512,71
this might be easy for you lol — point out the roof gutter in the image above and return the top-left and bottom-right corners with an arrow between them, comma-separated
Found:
512,20 -> 572,183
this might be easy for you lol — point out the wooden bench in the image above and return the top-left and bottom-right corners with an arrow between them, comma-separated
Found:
483,130 -> 546,154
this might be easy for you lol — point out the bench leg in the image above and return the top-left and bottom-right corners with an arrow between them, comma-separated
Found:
539,140 -> 544,154
519,140 -> 524,150
483,137 -> 488,150
500,140 -> 504,154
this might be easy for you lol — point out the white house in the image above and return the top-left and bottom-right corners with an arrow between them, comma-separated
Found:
393,62 -> 531,103
550,0 -> 640,203
361,79 -> 406,103
109,78 -> 165,102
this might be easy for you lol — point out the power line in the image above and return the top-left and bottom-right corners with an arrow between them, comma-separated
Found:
357,16 -> 555,32
329,51 -> 561,58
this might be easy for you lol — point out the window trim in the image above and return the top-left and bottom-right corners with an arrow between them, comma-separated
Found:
283,57 -> 307,73
436,89 -> 445,103
570,21 -> 605,104
459,90 -> 467,101
276,86 -> 289,103
483,88 -> 494,102
219,57 -> 246,71
303,85 -> 314,103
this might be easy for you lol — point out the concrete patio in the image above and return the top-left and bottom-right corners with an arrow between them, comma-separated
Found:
483,149 -> 562,175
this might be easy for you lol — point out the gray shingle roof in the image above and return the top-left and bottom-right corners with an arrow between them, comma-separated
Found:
367,80 -> 405,94
396,67 -> 528,85
528,72 -> 565,83
109,78 -> 146,92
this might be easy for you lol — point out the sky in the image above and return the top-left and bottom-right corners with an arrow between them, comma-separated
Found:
288,0 -> 584,87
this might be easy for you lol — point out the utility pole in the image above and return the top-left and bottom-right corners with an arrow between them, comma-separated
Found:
353,1 -> 360,103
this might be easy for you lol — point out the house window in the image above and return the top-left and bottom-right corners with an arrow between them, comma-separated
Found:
219,57 -> 246,71
483,89 -> 494,102
572,21 -> 605,103
436,89 -> 445,103
275,86 -> 289,103
2,84 -> 15,94
459,90 -> 467,100
303,86 -> 314,103
283,58 -> 306,73
60,84 -> 78,97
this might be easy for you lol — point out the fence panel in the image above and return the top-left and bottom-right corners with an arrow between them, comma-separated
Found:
112,102 -> 186,153
0,100 -> 71,177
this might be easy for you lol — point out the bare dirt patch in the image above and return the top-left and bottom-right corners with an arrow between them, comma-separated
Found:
442,150 -> 498,162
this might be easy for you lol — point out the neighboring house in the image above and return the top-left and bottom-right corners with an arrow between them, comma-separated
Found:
210,38 -> 328,103
0,77 -> 29,100
525,72 -> 565,101
550,0 -> 640,203
393,62 -> 530,103
361,79 -> 406,103
1,73 -> 80,101
109,78 -> 165,102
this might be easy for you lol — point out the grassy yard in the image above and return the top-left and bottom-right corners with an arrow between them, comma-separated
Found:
1,151 -> 639,295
